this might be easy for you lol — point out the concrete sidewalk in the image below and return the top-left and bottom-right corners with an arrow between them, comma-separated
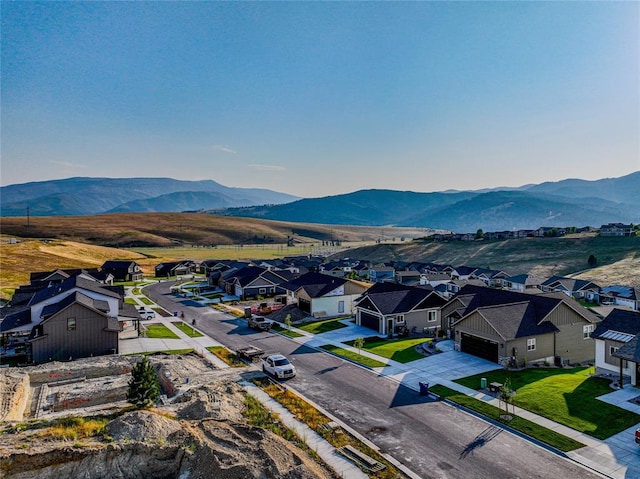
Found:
277,317 -> 640,479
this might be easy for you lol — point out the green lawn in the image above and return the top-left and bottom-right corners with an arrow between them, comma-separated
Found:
124,298 -> 137,305
345,336 -> 430,363
430,385 -> 585,452
143,323 -> 180,339
172,321 -> 204,338
455,367 -> 640,439
139,297 -> 154,305
297,318 -> 349,334
272,324 -> 304,338
319,344 -> 387,368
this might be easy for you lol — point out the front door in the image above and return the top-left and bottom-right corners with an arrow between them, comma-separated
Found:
387,318 -> 393,337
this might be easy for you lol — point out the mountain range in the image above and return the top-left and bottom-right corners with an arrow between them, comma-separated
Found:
1,172 -> 638,232
0,177 -> 299,216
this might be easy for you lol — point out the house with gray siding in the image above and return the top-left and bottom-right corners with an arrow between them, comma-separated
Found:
591,309 -> 640,386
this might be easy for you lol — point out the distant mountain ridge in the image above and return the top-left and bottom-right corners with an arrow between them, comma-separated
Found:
0,177 -> 299,216
215,172 -> 640,232
1,173 -> 638,233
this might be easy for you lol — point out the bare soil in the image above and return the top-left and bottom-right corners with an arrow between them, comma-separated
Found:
0,354 -> 338,479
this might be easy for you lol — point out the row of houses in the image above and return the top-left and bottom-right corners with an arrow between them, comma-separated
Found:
431,223 -> 635,242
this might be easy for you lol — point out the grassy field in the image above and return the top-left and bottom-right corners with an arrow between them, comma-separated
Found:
454,367 -> 640,439
345,336 -> 430,363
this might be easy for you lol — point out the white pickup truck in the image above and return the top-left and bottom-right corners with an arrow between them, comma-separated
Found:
261,354 -> 296,379
138,307 -> 155,320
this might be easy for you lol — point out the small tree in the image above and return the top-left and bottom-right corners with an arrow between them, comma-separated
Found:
500,377 -> 514,419
475,229 -> 484,239
284,314 -> 292,331
353,337 -> 365,356
127,356 -> 160,409
588,254 -> 597,267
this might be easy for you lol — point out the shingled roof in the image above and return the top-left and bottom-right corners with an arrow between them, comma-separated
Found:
592,309 -> 640,339
357,287 -> 442,315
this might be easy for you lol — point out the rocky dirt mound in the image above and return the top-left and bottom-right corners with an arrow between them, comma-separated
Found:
105,410 -> 183,443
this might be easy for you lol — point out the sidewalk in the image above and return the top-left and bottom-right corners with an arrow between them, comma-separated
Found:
275,317 -> 640,479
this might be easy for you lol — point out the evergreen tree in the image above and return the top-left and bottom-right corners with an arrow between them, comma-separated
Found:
127,356 -> 160,409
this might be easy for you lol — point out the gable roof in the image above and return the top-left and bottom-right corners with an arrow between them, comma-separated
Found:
541,276 -> 600,292
474,302 -> 558,341
591,309 -> 640,339
41,291 -> 110,319
279,272 -> 347,297
601,285 -> 639,301
0,307 -> 32,332
357,287 -> 436,315
28,274 -> 121,306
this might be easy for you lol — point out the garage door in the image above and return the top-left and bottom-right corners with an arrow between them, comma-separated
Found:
360,312 -> 380,332
299,299 -> 311,313
461,333 -> 498,363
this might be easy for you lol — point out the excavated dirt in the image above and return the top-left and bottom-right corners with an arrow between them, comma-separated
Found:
0,355 -> 338,479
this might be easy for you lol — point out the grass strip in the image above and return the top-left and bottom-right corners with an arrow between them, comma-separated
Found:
172,321 -> 204,337
344,336 -> 430,363
455,368 -> 640,439
207,346 -> 246,367
253,377 -> 398,478
429,384 -> 585,452
272,324 -> 304,338
297,318 -> 348,334
319,344 -> 387,368
143,323 -> 180,339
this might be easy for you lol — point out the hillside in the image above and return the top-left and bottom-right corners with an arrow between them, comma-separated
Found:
335,235 -> 640,288
217,172 -> 640,231
0,213 -> 427,248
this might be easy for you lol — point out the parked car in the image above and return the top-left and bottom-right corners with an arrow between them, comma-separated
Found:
248,316 -> 273,331
635,428 -> 640,445
138,307 -> 155,320
262,354 -> 296,379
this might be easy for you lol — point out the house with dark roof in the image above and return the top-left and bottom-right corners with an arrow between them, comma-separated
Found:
221,266 -> 293,300
470,268 -> 510,288
540,276 -> 600,300
101,260 -> 143,282
279,272 -> 370,317
599,285 -> 640,311
600,223 -> 633,237
503,274 -> 544,293
154,261 -> 197,278
355,283 -> 446,337
591,309 -> 640,386
1,274 -> 132,363
441,285 -> 600,365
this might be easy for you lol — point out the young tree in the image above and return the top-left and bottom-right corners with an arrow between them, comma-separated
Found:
475,229 -> 484,239
588,254 -> 597,267
284,313 -> 292,331
500,377 -> 514,419
354,337 -> 365,356
127,356 -> 160,409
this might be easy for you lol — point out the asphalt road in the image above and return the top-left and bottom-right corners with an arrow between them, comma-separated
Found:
145,281 -> 602,479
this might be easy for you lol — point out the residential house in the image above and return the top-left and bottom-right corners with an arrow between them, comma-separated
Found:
1,274 -> 136,363
540,276 -> 600,300
279,272 -> 370,317
101,260 -> 143,282
368,266 -> 396,283
591,309 -> 640,386
221,266 -> 294,300
471,268 -> 510,288
154,261 -> 197,278
441,285 -> 599,365
355,283 -> 446,337
599,285 -> 640,311
503,274 -> 544,293
600,223 -> 633,237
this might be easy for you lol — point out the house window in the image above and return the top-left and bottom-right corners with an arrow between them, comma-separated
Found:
428,311 -> 437,322
527,338 -> 536,351
67,317 -> 76,331
338,301 -> 345,314
259,288 -> 266,295
610,346 -> 619,356
583,324 -> 594,339
395,315 -> 405,324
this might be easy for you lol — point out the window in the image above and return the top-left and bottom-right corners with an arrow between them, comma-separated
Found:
527,338 -> 536,351
259,288 -> 266,294
67,317 -> 76,331
338,301 -> 345,314
395,315 -> 405,324
583,324 -> 594,339
428,311 -> 437,322
610,346 -> 619,356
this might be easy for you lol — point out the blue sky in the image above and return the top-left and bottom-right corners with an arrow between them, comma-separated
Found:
2,1 -> 638,198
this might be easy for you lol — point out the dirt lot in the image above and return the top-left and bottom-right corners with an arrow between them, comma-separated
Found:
0,354 -> 337,479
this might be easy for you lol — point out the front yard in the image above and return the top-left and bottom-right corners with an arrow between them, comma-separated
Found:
455,367 -> 640,439
297,318 -> 349,335
344,336 -> 432,364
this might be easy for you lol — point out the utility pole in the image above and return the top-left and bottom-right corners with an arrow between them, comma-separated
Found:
26,206 -> 30,229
